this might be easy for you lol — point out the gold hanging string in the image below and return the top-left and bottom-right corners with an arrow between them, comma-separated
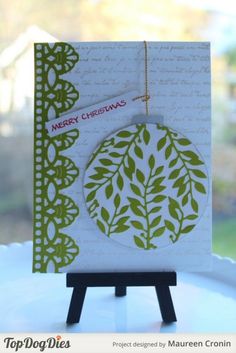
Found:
133,40 -> 150,116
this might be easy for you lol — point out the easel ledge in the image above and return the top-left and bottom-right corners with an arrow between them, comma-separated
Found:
66,271 -> 177,324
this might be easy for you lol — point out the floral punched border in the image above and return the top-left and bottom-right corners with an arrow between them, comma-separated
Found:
33,43 -> 80,273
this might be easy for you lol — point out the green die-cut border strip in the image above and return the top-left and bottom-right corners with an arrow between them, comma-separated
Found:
33,42 -> 80,273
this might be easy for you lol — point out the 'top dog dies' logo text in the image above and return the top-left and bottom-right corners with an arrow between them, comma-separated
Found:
4,335 -> 71,352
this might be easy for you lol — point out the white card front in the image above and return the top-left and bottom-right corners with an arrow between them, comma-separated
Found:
33,41 -> 211,273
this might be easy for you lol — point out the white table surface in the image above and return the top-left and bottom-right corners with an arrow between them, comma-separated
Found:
0,241 -> 235,333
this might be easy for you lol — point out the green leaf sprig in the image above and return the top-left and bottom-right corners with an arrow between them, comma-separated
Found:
96,194 -> 130,237
157,124 -> 207,213
129,154 -> 166,250
87,136 -> 115,169
165,197 -> 198,243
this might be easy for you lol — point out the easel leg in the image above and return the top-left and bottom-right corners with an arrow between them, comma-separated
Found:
66,287 -> 87,324
155,285 -> 177,323
115,286 -> 127,297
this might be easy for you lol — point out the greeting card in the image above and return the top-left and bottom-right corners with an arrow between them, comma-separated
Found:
33,41 -> 211,273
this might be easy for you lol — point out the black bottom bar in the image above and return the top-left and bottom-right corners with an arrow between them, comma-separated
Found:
66,272 -> 177,324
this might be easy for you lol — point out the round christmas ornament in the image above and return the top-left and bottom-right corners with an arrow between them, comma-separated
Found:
83,122 -> 208,250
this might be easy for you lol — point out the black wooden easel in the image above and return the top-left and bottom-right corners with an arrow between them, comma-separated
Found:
66,272 -> 177,324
